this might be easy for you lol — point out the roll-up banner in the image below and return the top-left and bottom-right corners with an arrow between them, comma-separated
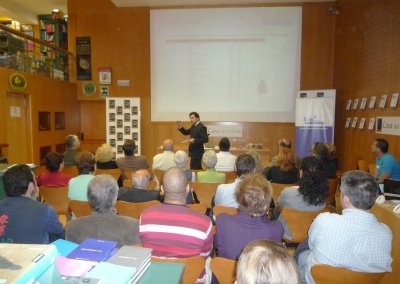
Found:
295,90 -> 336,159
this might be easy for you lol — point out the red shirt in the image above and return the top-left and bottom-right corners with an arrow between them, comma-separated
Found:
37,171 -> 72,187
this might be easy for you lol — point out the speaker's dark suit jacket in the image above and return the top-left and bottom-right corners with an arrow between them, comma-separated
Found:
178,122 -> 209,159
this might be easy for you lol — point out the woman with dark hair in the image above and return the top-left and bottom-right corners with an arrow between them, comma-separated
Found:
37,152 -> 72,187
312,142 -> 337,179
276,156 -> 327,240
266,148 -> 299,184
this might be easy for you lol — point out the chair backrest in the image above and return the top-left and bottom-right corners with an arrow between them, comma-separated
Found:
192,182 -> 221,208
95,168 -> 121,181
153,169 -> 165,186
152,256 -> 206,284
223,171 -> 237,183
69,200 -> 92,217
281,208 -> 327,243
39,186 -> 69,215
123,169 -> 137,180
326,177 -> 338,206
368,163 -> 377,175
116,200 -> 160,219
210,257 -> 237,284
357,159 -> 368,171
271,183 -> 294,202
187,203 -> 207,215
311,264 -> 387,284
213,205 -> 238,218
62,166 -> 79,177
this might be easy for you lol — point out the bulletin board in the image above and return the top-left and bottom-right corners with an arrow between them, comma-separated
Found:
106,97 -> 141,159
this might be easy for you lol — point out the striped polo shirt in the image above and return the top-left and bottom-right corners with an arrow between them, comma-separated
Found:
139,203 -> 213,259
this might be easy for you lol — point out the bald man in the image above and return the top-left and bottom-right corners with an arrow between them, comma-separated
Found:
152,139 -> 176,171
118,170 -> 161,203
139,168 -> 213,277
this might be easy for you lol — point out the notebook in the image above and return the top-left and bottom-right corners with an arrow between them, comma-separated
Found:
383,179 -> 400,201
67,238 -> 118,262
86,262 -> 136,284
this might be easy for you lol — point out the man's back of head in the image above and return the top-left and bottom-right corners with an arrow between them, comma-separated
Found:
123,139 -> 136,156
65,135 -> 80,150
162,139 -> 174,152
132,170 -> 150,190
219,137 -> 231,152
88,174 -> 118,213
340,170 -> 378,210
3,165 -> 34,197
162,167 -> 188,203
236,154 -> 256,177
374,139 -> 389,155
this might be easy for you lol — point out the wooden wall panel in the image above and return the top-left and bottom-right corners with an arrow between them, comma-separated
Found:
68,0 -> 335,164
0,67 -> 80,165
334,0 -> 400,171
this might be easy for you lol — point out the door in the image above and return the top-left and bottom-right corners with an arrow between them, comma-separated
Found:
5,92 -> 31,164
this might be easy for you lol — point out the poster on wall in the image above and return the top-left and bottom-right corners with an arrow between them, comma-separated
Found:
76,37 -> 92,80
106,97 -> 141,159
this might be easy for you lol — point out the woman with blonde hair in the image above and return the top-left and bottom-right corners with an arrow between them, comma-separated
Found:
266,148 -> 299,184
95,144 -> 117,169
236,240 -> 301,284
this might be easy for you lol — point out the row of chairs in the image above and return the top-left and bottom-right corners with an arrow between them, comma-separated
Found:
357,159 -> 377,174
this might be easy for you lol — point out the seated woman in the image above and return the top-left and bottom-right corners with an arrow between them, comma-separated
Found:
236,240 -> 301,284
95,144 -> 118,169
312,142 -> 337,179
197,150 -> 226,183
266,148 -> 299,184
37,152 -> 72,187
174,150 -> 193,204
215,173 -> 283,260
68,151 -> 95,201
276,156 -> 327,240
66,174 -> 141,245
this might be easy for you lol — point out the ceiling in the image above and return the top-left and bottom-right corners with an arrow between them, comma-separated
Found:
0,0 -> 334,24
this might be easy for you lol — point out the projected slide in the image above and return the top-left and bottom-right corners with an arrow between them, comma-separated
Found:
151,7 -> 302,122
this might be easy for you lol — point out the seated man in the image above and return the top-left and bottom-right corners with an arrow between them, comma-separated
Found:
63,134 -> 81,167
116,139 -> 149,179
0,165 -> 64,243
118,170 -> 161,203
66,174 -> 141,245
139,168 -> 213,281
297,170 -> 392,284
236,240 -> 301,284
152,139 -> 175,171
215,137 -> 237,172
214,154 -> 255,208
371,138 -> 400,182
197,150 -> 226,183
215,173 -> 283,260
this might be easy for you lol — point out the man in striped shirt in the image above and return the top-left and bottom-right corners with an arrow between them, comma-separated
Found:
139,167 -> 213,260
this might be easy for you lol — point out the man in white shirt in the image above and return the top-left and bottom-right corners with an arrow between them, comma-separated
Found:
215,137 -> 237,172
152,139 -> 175,171
297,170 -> 392,284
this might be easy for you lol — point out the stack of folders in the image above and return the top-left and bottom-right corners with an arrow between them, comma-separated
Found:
106,246 -> 153,284
55,239 -> 152,284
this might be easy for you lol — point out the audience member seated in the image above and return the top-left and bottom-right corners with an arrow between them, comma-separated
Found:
118,170 -> 161,203
265,148 -> 299,184
215,173 -> 283,260
247,149 -> 264,174
297,171 -> 392,284
371,138 -> 400,183
268,139 -> 301,168
174,150 -> 194,204
95,144 -> 118,169
63,134 -> 81,167
139,167 -> 213,282
0,165 -> 64,243
214,154 -> 255,208
275,156 -> 327,240
68,151 -> 95,201
197,150 -> 226,183
215,137 -> 237,172
37,152 -> 72,187
236,240 -> 301,284
311,142 -> 337,179
116,140 -> 149,176
324,143 -> 338,170
66,174 -> 141,245
152,139 -> 176,171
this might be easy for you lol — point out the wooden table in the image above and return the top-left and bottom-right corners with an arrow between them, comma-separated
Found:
371,203 -> 400,283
